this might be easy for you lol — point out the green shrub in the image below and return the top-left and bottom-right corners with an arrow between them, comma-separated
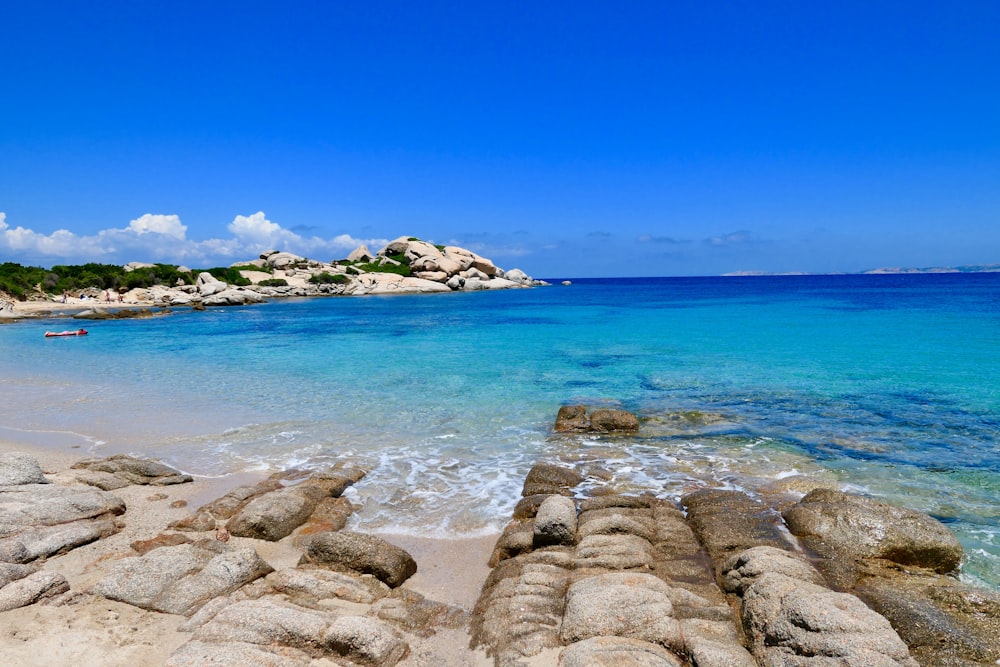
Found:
258,278 -> 288,287
231,263 -> 270,273
308,272 -> 350,285
353,262 -> 411,277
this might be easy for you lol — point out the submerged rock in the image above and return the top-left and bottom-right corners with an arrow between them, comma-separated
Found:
554,405 -> 640,433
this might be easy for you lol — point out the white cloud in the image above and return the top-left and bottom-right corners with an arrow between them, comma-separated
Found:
0,210 -> 390,267
127,214 -> 187,240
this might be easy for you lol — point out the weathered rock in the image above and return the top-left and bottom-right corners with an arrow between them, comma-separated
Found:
225,484 -> 325,541
856,573 -> 1000,665
578,507 -> 656,542
0,562 -> 38,587
0,453 -> 48,485
300,531 -> 416,587
554,405 -> 589,432
346,273 -> 451,295
505,268 -> 532,285
130,532 -> 192,555
370,587 -> 468,633
489,520 -> 536,566
178,587 -> 412,667
71,454 -> 193,486
574,533 -> 655,571
92,543 -> 273,615
0,483 -> 125,563
166,639 -> 312,667
69,469 -> 131,490
169,478 -> 284,532
471,553 -> 570,662
324,614 -> 409,665
202,288 -> 265,306
741,572 -> 917,666
534,495 -> 577,547
559,636 -> 685,666
264,567 -> 390,606
682,489 -> 793,574
554,405 -> 640,433
346,244 -> 374,262
0,569 -> 70,611
513,494 -> 550,520
720,545 -> 825,595
522,462 -> 581,496
291,495 -> 354,546
560,572 -> 682,649
679,619 -> 757,667
783,488 -> 963,574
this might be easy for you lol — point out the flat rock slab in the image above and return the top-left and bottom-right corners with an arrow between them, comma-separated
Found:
173,597 -> 408,666
92,542 -> 273,616
0,483 -> 125,563
681,489 -> 793,571
71,454 -> 193,487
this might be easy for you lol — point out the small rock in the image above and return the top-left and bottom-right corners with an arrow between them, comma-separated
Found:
534,495 -> 577,547
0,453 -> 49,486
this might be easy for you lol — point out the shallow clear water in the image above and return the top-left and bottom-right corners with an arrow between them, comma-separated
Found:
1,274 -> 998,588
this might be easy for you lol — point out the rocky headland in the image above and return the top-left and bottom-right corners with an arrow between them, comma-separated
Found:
2,404 -> 998,666
0,237 -> 547,320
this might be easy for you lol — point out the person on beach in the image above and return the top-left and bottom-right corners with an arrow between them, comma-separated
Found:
104,290 -> 111,303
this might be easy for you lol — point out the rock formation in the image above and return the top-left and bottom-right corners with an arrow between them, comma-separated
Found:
116,238 -> 546,308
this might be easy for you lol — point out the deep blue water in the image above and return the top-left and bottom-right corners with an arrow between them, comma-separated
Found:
1,273 -> 998,588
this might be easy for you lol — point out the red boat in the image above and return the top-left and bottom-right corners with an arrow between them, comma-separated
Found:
44,329 -> 88,338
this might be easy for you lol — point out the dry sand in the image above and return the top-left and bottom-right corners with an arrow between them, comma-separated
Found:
0,437 -> 501,666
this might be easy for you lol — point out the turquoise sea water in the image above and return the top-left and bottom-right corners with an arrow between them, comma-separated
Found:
1,274 -> 998,589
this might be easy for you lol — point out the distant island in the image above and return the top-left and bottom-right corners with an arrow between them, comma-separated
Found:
723,264 -> 1000,277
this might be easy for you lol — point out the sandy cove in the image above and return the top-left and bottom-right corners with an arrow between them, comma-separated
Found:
0,438 -> 497,667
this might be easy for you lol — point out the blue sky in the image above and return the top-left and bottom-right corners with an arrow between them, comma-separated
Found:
2,2 -> 998,277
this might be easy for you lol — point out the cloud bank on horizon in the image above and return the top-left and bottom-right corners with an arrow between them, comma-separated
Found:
0,208 -> 789,275
0,211 -> 388,268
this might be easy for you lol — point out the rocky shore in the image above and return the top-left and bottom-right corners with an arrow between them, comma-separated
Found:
1,237 -> 548,321
2,406 -> 999,666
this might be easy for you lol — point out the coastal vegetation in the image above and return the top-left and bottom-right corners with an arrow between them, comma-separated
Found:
0,261 -> 241,300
